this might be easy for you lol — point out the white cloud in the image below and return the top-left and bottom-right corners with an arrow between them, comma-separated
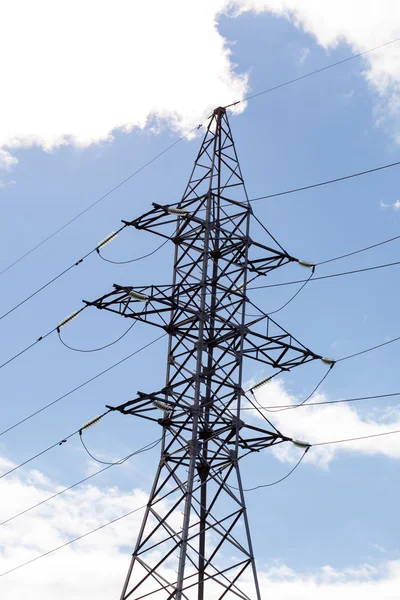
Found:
3,0 -> 400,174
233,0 -> 400,136
0,179 -> 15,190
380,199 -> 400,210
250,378 -> 400,466
0,149 -> 18,171
297,47 -> 310,64
0,0 -> 248,169
1,461 -> 400,598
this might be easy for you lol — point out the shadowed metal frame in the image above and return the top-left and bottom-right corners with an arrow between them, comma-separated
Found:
86,107 -> 321,599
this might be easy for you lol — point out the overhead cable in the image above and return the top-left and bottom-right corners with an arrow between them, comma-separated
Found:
0,503 -> 148,578
97,237 -> 170,264
226,36 -> 400,107
266,269 -> 315,316
3,36 -> 400,280
79,431 -> 162,466
0,332 -> 167,438
312,428 -> 400,446
0,436 -> 162,528
0,410 -> 110,481
316,233 -> 400,266
337,335 -> 400,362
251,363 -> 335,413
0,307 -> 87,373
57,320 -> 137,353
249,159 -> 400,203
226,447 -> 310,493
0,119 -> 207,280
0,224 -> 169,325
0,247 -> 99,324
3,422 -> 400,577
248,259 -> 400,289
240,390 -> 400,411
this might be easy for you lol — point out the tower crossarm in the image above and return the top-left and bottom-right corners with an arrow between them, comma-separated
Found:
242,322 -> 321,369
107,391 -> 289,456
246,238 -> 298,276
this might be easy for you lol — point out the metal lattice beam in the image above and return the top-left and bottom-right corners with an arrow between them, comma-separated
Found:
86,107 -> 322,599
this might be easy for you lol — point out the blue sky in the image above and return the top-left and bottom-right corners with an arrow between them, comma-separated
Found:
1,2 -> 400,598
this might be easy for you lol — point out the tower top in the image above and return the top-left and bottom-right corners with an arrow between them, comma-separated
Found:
213,105 -> 226,116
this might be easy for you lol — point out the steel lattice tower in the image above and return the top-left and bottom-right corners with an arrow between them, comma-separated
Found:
86,107 -> 321,599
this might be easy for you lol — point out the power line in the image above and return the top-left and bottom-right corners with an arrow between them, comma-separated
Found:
0,441 -> 307,578
226,36 -> 400,106
0,436 -> 163,528
230,427 -> 400,493
0,327 -> 58,372
2,151 -> 399,330
3,421 -> 400,579
0,332 -> 167,438
0,306 -> 87,373
97,237 -> 170,264
0,247 -> 98,324
0,224 -> 167,325
316,234 -> 400,266
57,320 -> 137,353
248,259 -> 400,289
0,411 -> 109,481
3,35 -> 400,282
225,448 -> 310,493
0,121 -> 206,280
252,364 -> 335,413
241,391 -> 400,411
266,270 -> 314,316
337,335 -> 400,363
248,159 -> 400,203
0,502 -> 148,579
313,428 -> 400,447
79,431 -> 162,466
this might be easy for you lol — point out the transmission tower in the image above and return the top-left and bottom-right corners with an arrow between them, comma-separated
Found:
86,107 -> 322,599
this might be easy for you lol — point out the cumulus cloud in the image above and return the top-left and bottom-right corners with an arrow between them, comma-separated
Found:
233,0 -> 400,134
248,378 -> 400,467
0,149 -> 18,171
380,199 -> 400,210
3,1 -> 400,173
1,460 -> 400,598
0,0 -> 248,170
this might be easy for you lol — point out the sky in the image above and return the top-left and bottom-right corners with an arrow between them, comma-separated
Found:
1,1 -> 400,597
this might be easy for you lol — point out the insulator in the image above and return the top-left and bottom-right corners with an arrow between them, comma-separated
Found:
292,439 -> 311,448
128,290 -> 149,302
234,282 -> 245,291
321,357 -> 336,365
298,260 -> 315,269
251,375 -> 273,391
58,311 -> 79,329
81,415 -> 103,431
97,231 -> 118,249
167,207 -> 188,216
152,399 -> 172,413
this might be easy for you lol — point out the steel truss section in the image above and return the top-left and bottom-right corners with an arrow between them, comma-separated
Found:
87,107 -> 322,599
